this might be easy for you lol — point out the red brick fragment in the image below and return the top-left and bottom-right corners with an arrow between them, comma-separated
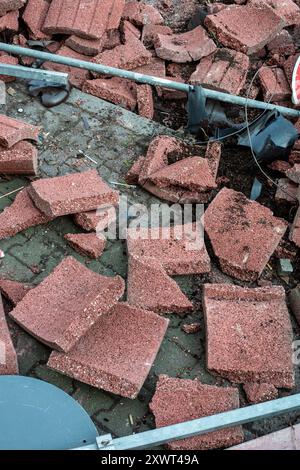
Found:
275,178 -> 298,204
127,255 -> 193,315
268,159 -> 291,174
133,57 -> 166,78
65,35 -> 106,56
190,48 -> 249,96
286,163 -> 300,184
127,224 -> 211,277
0,0 -> 24,16
0,278 -> 32,306
125,156 -> 145,185
43,46 -> 91,89
48,302 -> 168,399
154,26 -> 217,63
0,294 -> 18,376
204,5 -> 284,55
136,84 -> 154,119
290,207 -> 300,247
0,55 -> 19,82
0,115 -> 39,149
0,188 -> 52,240
121,19 -> 141,42
23,0 -> 50,39
283,53 -> 299,83
230,424 -> 300,450
249,0 -> 300,27
83,77 -> 137,110
73,206 -> 117,232
0,141 -> 38,175
203,284 -> 295,388
65,233 -> 106,259
267,30 -> 295,56
289,150 -> 300,165
10,256 -> 125,352
243,382 -> 278,404
142,24 -> 172,47
122,1 -> 163,26
91,36 -> 152,72
150,376 -> 244,450
28,169 -> 119,218
42,0 -> 124,40
204,188 -> 287,281
0,9 -> 18,32
103,28 -> 121,50
143,181 -> 214,204
258,66 -> 291,102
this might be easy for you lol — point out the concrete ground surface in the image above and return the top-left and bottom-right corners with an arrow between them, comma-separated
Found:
0,83 -> 300,449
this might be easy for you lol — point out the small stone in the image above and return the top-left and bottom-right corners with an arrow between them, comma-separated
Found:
277,258 -> 294,276
181,323 -> 201,334
275,178 -> 298,204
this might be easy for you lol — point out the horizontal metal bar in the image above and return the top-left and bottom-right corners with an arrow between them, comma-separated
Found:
0,42 -> 300,118
0,63 -> 69,85
75,393 -> 300,451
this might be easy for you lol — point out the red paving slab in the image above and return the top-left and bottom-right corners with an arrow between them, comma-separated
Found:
0,278 -> 31,306
22,0 -> 50,39
10,256 -> 125,352
127,224 -> 210,276
127,255 -> 193,314
142,24 -> 172,47
258,66 -> 291,102
142,180 -> 215,204
203,284 -> 295,388
243,382 -> 278,404
0,114 -> 39,148
65,35 -> 106,56
290,207 -> 300,247
289,284 -> 300,325
73,206 -> 117,232
267,30 -> 295,56
91,35 -> 152,71
0,55 -> 19,81
229,424 -> 300,450
136,84 -> 154,119
0,294 -> 18,376
249,0 -> 300,27
122,1 -> 163,26
204,188 -> 287,281
0,10 -> 18,32
48,302 -> 169,399
204,5 -> 284,54
64,232 -> 106,259
150,376 -> 244,450
28,169 -> 119,218
0,141 -> 38,175
154,26 -> 217,63
0,0 -> 24,16
0,188 -> 53,240
190,48 -> 249,96
83,77 -> 137,110
42,0 -> 124,40
275,178 -> 298,204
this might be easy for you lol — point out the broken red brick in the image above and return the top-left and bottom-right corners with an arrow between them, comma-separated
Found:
65,233 -> 106,259
10,256 -> 125,352
0,278 -> 32,306
28,169 -> 119,218
0,141 -> 38,175
121,19 -> 141,42
127,224 -> 211,276
0,114 -> 39,149
249,0 -> 300,27
0,9 -> 18,32
136,84 -> 154,119
258,66 -> 291,102
133,57 -> 166,79
289,284 -> 300,325
0,188 -> 53,240
190,48 -> 250,96
83,77 -> 137,111
127,255 -> 193,314
48,302 -> 168,399
286,163 -> 300,183
204,5 -> 284,54
0,0 -> 24,16
283,53 -> 299,83
0,55 -> 18,82
154,26 -> 217,63
0,294 -> 18,375
73,206 -> 117,232
142,24 -> 172,47
275,178 -> 298,204
42,0 -> 124,39
158,76 -> 186,100
43,46 -> 91,89
268,159 -> 292,174
65,35 -> 105,56
143,180 -> 214,204
290,207 -> 300,247
203,284 -> 294,388
204,188 -> 288,281
122,1 -> 163,26
230,424 -> 300,450
267,30 -> 295,56
91,36 -> 152,72
243,382 -> 278,404
150,376 -> 244,450
181,323 -> 201,334
23,0 -> 50,39
125,156 -> 145,185
103,28 -> 122,50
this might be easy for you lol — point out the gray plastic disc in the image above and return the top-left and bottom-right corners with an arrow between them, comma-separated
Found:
0,376 -> 98,450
